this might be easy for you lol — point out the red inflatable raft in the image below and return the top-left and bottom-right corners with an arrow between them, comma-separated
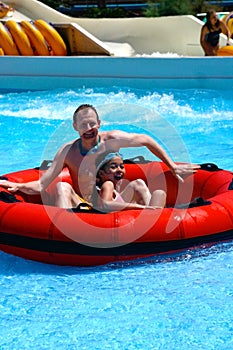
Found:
0,158 -> 233,266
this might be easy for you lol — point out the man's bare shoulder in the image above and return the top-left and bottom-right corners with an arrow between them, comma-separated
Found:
100,130 -> 128,140
54,138 -> 79,158
59,138 -> 79,150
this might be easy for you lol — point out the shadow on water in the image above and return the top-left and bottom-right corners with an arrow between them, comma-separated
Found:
0,239 -> 233,276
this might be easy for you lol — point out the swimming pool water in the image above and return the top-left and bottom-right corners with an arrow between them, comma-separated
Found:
0,86 -> 233,349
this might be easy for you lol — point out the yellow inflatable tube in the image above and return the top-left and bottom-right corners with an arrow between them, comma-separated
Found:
227,18 -> 233,38
34,19 -> 67,56
222,12 -> 233,38
20,21 -> 49,56
0,21 -> 19,55
217,45 -> 233,56
5,20 -> 34,56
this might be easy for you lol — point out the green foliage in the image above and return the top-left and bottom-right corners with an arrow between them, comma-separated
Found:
143,0 -> 223,17
84,7 -> 128,18
191,0 -> 209,14
158,0 -> 191,16
39,0 -> 61,10
39,0 -> 226,18
191,0 -> 222,14
143,1 -> 159,17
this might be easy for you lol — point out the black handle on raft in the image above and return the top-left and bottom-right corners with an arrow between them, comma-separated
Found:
0,176 -> 8,180
172,197 -> 211,209
67,203 -> 103,214
200,163 -> 221,171
0,191 -> 21,203
228,179 -> 233,190
124,156 -> 151,164
36,160 -> 53,170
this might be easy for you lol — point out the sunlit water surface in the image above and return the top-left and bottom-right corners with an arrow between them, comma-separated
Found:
0,86 -> 233,349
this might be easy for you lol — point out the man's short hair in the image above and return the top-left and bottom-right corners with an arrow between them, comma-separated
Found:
73,104 -> 99,123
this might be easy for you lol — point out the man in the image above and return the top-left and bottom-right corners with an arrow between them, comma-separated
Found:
0,104 -> 199,208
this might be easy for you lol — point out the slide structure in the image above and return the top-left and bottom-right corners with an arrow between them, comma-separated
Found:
0,0 -> 134,56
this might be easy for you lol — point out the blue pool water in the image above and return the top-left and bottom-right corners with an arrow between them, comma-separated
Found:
0,87 -> 233,349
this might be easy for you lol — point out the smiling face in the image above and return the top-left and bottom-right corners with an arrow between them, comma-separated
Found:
73,106 -> 100,142
98,156 -> 125,186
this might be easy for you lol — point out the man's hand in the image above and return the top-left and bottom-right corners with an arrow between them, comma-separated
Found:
171,163 -> 201,183
0,180 -> 21,192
